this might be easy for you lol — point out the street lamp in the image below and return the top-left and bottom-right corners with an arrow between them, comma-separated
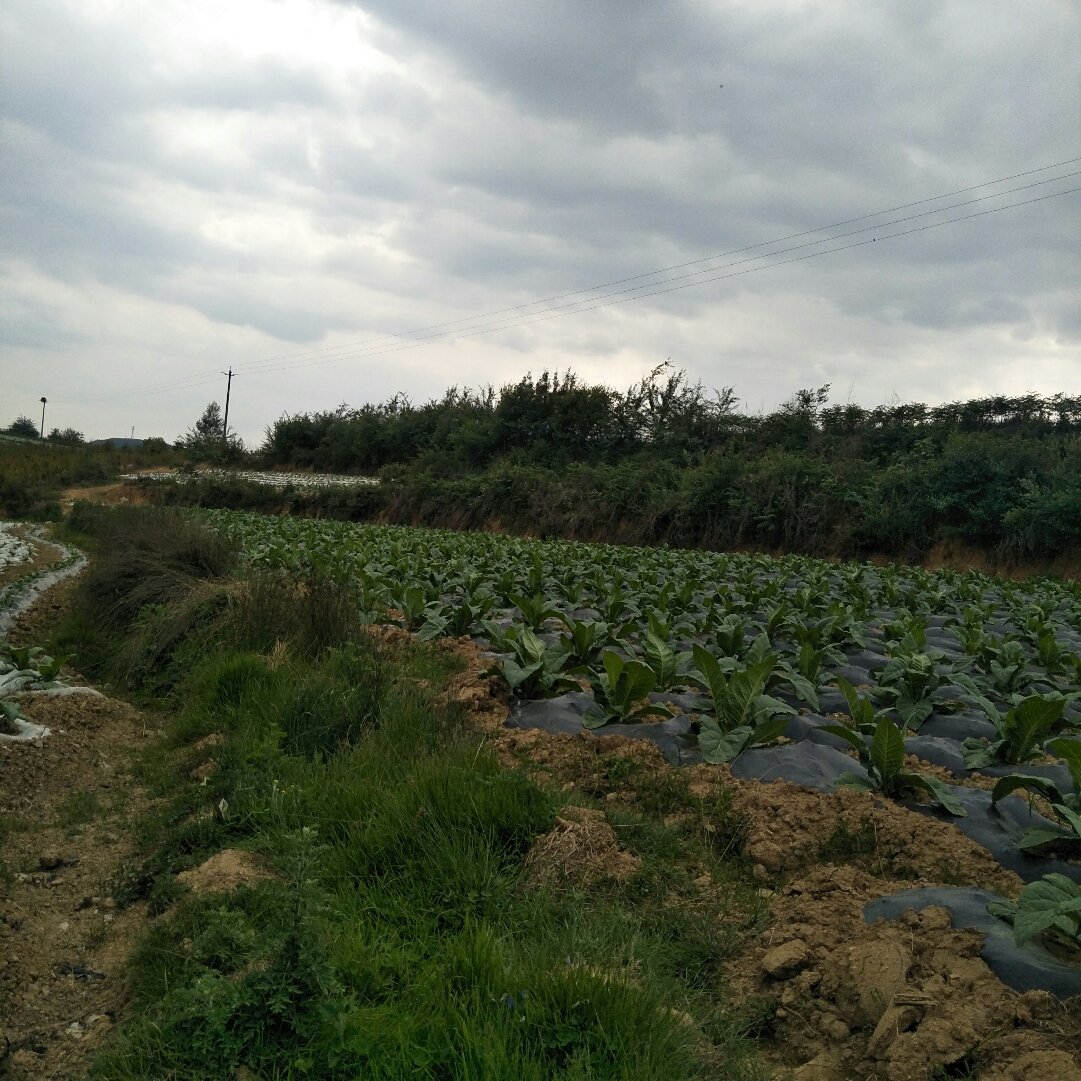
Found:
39,397 -> 47,439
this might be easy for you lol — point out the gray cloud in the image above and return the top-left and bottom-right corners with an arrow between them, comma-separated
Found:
2,0 -> 1079,443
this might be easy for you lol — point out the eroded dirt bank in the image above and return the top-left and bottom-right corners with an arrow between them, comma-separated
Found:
1,685 -> 158,1078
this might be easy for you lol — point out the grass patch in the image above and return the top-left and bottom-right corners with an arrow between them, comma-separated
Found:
62,506 -> 768,1080
56,789 -> 105,827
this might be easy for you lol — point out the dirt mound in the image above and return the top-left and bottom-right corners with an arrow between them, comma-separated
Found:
717,773 -> 1022,894
733,865 -> 1081,1081
522,805 -> 640,889
176,849 -> 273,894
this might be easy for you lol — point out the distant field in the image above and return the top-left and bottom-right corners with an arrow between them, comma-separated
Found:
125,467 -> 379,488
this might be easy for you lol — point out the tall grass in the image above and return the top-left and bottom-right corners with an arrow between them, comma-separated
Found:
59,506 -> 770,1081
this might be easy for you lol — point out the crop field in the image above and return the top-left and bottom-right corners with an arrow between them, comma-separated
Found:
124,467 -> 379,488
206,511 -> 1081,843
3,503 -> 1080,1077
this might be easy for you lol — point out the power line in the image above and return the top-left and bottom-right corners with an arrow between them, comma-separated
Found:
223,153 -> 1081,375
231,183 -> 1081,378
50,155 -> 1081,403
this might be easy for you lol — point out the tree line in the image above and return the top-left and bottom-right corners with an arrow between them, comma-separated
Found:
260,367 -> 1081,475
217,368 -> 1072,562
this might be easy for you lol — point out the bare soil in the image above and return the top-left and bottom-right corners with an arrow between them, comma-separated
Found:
60,483 -> 148,513
0,688 -> 158,1079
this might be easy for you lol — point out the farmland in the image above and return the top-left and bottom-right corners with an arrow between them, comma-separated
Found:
199,512 -> 1081,960
2,491 -> 1081,1078
205,508 -> 1081,754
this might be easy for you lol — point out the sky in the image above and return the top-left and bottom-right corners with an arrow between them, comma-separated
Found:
1,0 -> 1079,445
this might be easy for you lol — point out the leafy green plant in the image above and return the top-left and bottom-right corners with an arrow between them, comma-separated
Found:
417,599 -> 492,641
875,652 -> 943,730
688,646 -> 794,764
958,687 -> 1079,768
393,585 -> 431,631
820,715 -> 967,816
1,697 -> 27,733
509,592 -> 563,631
582,650 -> 669,729
640,628 -> 692,692
557,617 -> 616,667
987,874 -> 1081,949
833,677 -> 890,733
980,640 -> 1035,695
489,626 -> 576,700
990,738 -> 1081,853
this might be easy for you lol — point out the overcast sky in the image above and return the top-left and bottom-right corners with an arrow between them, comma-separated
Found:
2,0 -> 1079,445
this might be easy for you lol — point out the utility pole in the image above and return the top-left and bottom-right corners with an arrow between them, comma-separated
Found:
39,396 -> 47,439
221,368 -> 233,448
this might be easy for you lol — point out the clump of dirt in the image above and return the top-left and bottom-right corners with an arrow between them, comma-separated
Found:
176,849 -> 273,894
521,805 -> 640,890
0,689 -> 157,1080
713,772 -> 1022,895
731,864 -> 1081,1081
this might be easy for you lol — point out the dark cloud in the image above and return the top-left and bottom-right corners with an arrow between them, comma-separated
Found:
1,0 -> 1079,443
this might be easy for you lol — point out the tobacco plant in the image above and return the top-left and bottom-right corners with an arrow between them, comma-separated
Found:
988,874 -> 1081,949
582,650 -> 670,729
990,738 -> 1081,854
689,646 -> 794,764
821,715 -> 967,816
956,681 -> 1080,768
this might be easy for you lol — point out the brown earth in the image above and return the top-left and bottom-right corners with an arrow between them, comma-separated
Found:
60,483 -> 148,513
0,689 -> 158,1079
177,849 -> 273,894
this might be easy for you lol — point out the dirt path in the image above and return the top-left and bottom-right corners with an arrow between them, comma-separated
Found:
1,593 -> 157,1078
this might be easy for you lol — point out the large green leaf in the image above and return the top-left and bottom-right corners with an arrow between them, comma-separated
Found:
642,629 -> 678,689
1012,874 -> 1081,945
619,659 -> 658,706
819,724 -> 867,757
897,771 -> 967,817
691,644 -> 726,705
869,717 -> 905,784
961,737 -> 1002,770
835,677 -> 876,727
1016,826 -> 1076,852
748,713 -> 791,748
602,649 -> 625,689
749,693 -> 796,728
1046,738 -> 1081,794
500,658 -> 543,691
698,719 -> 753,764
990,773 -> 1063,809
1002,695 -> 1066,762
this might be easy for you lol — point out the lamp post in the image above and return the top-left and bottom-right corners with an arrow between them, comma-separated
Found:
39,397 -> 47,439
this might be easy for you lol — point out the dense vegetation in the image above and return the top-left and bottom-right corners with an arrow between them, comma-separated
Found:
49,505 -> 768,1079
202,509 -> 1081,822
0,437 -> 174,519
256,371 -> 1081,561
